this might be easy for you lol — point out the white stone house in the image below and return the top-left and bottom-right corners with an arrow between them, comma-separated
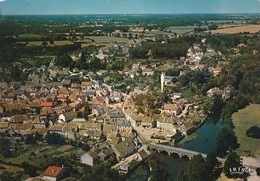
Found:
81,151 -> 99,166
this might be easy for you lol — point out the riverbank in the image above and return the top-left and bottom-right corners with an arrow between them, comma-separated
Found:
179,115 -> 223,154
128,114 -> 224,180
177,113 -> 212,145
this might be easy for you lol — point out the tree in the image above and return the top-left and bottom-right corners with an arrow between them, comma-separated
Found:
223,151 -> 243,178
56,54 -> 73,68
212,95 -> 224,114
21,162 -> 38,177
177,168 -> 188,181
208,23 -> 218,30
177,154 -> 210,181
215,125 -> 239,157
134,92 -> 166,116
10,65 -> 22,82
178,74 -> 190,86
25,132 -> 43,144
42,41 -> 48,46
206,149 -> 218,173
80,51 -> 86,63
81,143 -> 90,151
49,39 -> 54,45
191,71 -> 206,85
0,136 -> 12,158
165,68 -> 180,76
246,126 -> 260,139
149,155 -> 169,181
25,134 -> 37,145
46,132 -> 65,145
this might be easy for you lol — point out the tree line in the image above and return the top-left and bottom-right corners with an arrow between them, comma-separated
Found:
129,41 -> 189,59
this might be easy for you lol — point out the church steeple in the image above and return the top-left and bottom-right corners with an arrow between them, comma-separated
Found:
161,72 -> 165,92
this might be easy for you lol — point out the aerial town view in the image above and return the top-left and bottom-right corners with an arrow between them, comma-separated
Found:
0,0 -> 260,181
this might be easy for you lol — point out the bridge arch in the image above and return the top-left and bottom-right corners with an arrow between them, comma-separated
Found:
181,155 -> 190,161
159,150 -> 170,156
146,143 -> 214,162
170,152 -> 181,159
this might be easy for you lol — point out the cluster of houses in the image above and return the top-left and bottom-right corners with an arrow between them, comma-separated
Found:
0,59 -> 153,174
206,85 -> 236,99
122,90 -> 205,138
185,43 -> 225,76
0,32 -> 241,180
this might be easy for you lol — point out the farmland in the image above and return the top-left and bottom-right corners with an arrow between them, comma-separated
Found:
18,34 -> 43,40
165,23 -> 246,34
23,40 -> 74,46
86,36 -> 129,44
232,104 -> 260,156
166,26 -> 206,34
209,25 -> 260,34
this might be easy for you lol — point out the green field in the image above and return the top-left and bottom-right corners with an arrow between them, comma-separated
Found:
86,36 -> 129,43
23,40 -> 74,46
182,87 -> 196,101
18,34 -> 43,39
232,104 -> 260,156
166,26 -> 199,34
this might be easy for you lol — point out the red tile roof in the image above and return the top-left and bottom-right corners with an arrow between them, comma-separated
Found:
43,166 -> 63,177
88,72 -> 95,76
40,102 -> 53,107
164,104 -> 178,111
81,82 -> 92,86
57,94 -> 68,99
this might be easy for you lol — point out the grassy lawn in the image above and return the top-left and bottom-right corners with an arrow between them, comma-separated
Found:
232,104 -> 260,156
182,87 -> 195,101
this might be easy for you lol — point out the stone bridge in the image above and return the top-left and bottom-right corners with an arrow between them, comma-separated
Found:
134,123 -> 224,162
148,142 -> 225,162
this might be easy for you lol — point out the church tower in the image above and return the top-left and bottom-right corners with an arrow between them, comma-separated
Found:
161,73 -> 165,92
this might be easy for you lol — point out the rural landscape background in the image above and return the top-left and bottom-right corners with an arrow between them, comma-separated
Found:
0,0 -> 260,181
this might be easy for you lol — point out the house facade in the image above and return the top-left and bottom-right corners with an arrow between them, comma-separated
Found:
81,151 -> 99,166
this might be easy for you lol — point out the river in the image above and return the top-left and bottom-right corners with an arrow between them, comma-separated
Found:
179,115 -> 223,153
127,115 -> 223,181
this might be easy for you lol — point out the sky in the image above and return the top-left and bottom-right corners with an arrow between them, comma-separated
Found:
0,0 -> 260,15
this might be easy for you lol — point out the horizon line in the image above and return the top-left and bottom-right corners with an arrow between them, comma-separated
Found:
1,12 -> 260,16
